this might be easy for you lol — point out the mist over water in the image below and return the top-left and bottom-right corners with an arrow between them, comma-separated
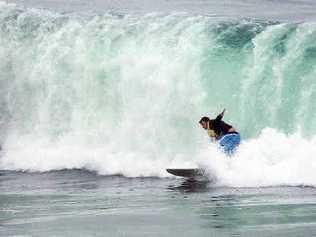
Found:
5,0 -> 316,22
1,2 -> 316,186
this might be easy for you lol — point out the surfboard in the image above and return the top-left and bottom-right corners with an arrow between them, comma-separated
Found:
166,168 -> 206,178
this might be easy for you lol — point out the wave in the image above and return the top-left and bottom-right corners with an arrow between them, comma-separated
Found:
0,3 -> 316,187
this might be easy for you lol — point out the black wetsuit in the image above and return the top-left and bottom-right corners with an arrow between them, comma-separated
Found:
209,113 -> 238,140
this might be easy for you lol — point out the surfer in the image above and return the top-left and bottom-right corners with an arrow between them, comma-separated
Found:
199,109 -> 240,155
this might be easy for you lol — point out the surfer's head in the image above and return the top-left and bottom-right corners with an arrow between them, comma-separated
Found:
199,117 -> 210,130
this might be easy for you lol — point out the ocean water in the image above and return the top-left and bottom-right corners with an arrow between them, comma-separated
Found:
2,170 -> 316,237
1,0 -> 316,236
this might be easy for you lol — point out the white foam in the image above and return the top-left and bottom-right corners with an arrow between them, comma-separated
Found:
200,128 -> 316,187
2,128 -> 316,188
0,131 -> 201,177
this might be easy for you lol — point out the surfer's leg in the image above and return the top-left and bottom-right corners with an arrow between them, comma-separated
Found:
219,135 -> 232,154
228,134 -> 240,154
219,134 -> 240,155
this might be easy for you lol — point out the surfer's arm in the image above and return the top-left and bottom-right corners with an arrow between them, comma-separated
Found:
215,109 -> 225,122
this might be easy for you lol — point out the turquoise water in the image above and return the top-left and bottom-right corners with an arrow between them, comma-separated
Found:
1,1 -> 316,235
1,3 -> 316,140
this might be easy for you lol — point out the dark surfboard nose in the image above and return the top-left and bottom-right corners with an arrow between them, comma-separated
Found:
166,168 -> 205,178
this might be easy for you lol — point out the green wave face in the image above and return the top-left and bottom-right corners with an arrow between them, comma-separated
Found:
1,4 -> 316,155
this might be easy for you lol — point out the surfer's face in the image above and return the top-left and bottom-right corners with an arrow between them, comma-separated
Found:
200,121 -> 208,130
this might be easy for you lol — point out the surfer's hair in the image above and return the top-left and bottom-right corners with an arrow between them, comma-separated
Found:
199,117 -> 210,124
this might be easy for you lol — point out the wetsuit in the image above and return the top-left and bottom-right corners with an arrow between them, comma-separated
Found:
208,113 -> 240,155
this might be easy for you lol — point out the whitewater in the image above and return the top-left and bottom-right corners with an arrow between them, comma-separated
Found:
1,1 -> 316,187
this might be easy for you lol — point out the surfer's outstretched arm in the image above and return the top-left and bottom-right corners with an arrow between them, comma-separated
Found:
215,109 -> 226,122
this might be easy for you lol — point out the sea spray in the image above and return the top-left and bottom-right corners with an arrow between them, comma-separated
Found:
200,128 -> 316,187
